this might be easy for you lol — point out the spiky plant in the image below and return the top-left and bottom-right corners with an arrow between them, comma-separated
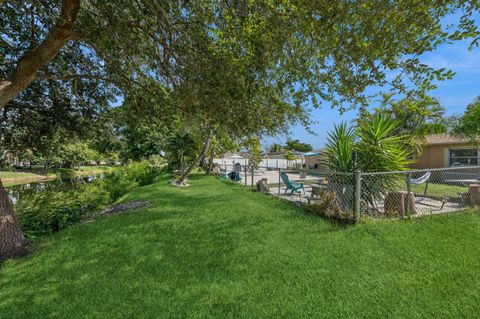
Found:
323,122 -> 356,173
356,113 -> 412,208
323,113 -> 412,212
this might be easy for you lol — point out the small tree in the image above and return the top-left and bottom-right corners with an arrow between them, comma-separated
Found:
204,131 -> 239,174
58,142 -> 99,168
283,151 -> 298,168
243,137 -> 262,169
164,133 -> 198,176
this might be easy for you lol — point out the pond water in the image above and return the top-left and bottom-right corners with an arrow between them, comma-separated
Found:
6,175 -> 102,205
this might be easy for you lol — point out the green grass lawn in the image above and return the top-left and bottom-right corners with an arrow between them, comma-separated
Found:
0,171 -> 55,187
393,181 -> 467,199
0,171 -> 48,180
76,165 -> 113,174
1,173 -> 480,318
411,182 -> 467,198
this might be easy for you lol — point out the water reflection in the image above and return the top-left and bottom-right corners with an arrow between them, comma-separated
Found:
6,175 -> 103,205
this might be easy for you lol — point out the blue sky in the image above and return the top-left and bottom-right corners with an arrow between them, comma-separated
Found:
112,13 -> 479,151
263,33 -> 480,151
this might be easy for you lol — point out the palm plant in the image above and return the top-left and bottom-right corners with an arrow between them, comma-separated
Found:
356,113 -> 412,208
323,122 -> 356,173
356,113 -> 411,173
323,113 -> 411,212
323,122 -> 357,210
164,133 -> 198,174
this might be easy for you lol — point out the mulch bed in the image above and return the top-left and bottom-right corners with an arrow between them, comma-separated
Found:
84,200 -> 151,222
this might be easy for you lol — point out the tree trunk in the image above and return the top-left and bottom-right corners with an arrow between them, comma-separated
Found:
0,179 -> 27,260
0,0 -> 81,108
176,128 -> 213,185
180,151 -> 184,176
205,151 -> 216,174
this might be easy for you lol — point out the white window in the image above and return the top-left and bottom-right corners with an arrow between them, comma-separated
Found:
449,148 -> 479,167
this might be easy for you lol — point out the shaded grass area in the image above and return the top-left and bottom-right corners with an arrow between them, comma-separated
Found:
1,173 -> 480,318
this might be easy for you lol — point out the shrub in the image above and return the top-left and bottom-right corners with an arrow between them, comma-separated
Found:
148,155 -> 167,168
55,168 -> 77,180
323,113 -> 410,210
16,184 -> 110,237
0,163 -> 15,171
101,161 -> 158,201
305,191 -> 354,224
16,161 -> 159,238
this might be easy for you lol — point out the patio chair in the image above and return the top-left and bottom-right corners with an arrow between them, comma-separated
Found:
227,171 -> 242,181
280,172 -> 305,195
410,171 -> 431,197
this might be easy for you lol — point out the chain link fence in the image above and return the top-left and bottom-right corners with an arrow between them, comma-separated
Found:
360,166 -> 480,217
212,161 -> 480,221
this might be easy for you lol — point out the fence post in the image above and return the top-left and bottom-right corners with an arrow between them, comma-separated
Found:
354,171 -> 362,222
278,168 -> 281,196
406,172 -> 412,217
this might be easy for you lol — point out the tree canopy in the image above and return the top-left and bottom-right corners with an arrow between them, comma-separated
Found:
363,93 -> 447,156
1,0 -> 480,258
284,139 -> 313,153
453,96 -> 480,140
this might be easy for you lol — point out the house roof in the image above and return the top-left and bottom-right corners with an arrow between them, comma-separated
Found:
424,134 -> 470,145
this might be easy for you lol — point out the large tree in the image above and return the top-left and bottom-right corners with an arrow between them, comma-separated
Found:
0,0 -> 114,258
1,0 -> 480,258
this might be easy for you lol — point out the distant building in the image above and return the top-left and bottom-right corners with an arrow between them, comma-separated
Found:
411,134 -> 479,169
302,150 -> 327,170
2,151 -> 18,166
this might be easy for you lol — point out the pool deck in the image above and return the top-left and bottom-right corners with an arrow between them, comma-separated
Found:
222,170 -> 470,217
230,170 -> 321,187
267,184 -> 467,217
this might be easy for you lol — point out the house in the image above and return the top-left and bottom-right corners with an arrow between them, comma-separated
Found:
1,151 -> 18,166
303,150 -> 327,170
411,134 -> 479,169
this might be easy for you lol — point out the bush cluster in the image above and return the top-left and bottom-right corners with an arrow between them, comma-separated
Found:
16,161 -> 161,238
305,190 -> 355,224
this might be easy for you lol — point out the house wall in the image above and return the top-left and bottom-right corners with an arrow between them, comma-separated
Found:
304,154 -> 327,169
411,143 -> 475,169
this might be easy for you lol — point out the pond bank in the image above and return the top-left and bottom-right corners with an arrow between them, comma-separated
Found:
0,166 -> 113,187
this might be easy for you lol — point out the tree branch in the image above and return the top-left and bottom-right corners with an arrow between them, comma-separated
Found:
0,0 -> 81,108
34,73 -> 111,82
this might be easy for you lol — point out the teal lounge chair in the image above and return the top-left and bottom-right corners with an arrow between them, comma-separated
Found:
280,172 -> 304,195
227,171 -> 242,181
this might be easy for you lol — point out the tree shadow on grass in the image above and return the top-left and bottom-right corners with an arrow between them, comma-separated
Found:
0,173 -> 352,317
